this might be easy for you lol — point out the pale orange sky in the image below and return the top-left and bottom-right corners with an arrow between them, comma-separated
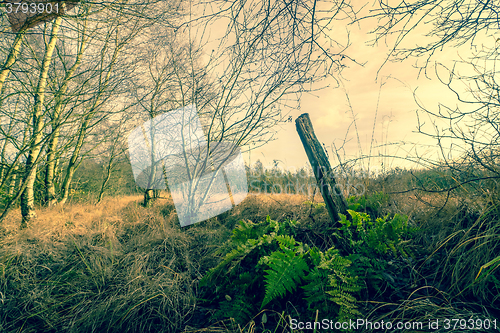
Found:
194,1 -> 498,173
242,8 -> 497,173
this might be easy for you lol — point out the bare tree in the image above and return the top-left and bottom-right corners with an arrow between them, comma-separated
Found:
192,0 -> 358,147
20,15 -> 63,228
0,0 -> 185,226
361,0 -> 500,75
95,117 -> 131,203
412,44 -> 500,194
43,14 -> 90,206
1,0 -> 359,225
358,0 -> 500,302
358,0 -> 500,192
128,0 -> 360,209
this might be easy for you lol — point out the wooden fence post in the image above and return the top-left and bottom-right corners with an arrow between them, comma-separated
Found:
295,113 -> 349,225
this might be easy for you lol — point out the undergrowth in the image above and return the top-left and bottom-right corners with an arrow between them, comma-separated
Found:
0,189 -> 499,333
199,217 -> 361,327
198,196 -> 418,330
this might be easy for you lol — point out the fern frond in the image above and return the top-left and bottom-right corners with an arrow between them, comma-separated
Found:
274,234 -> 296,248
303,247 -> 360,317
302,265 -> 332,312
261,245 -> 308,308
327,270 -> 361,321
231,219 -> 271,246
201,238 -> 262,285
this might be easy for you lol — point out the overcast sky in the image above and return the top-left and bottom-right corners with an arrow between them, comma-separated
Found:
197,1 -> 498,173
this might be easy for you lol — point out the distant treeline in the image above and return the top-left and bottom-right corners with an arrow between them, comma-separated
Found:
1,158 -> 493,206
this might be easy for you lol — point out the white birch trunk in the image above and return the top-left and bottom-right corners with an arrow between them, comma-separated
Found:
20,16 -> 63,228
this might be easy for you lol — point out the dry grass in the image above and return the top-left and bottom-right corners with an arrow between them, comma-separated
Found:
0,195 -> 198,332
0,193 -> 330,333
1,190 -> 499,332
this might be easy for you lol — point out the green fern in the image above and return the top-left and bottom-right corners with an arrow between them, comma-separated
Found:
327,254 -> 362,321
328,287 -> 360,322
347,192 -> 389,217
261,237 -> 308,308
302,247 -> 334,312
200,215 -> 364,326
275,234 -> 301,249
338,210 -> 413,258
302,247 -> 361,320
200,236 -> 271,286
231,218 -> 276,246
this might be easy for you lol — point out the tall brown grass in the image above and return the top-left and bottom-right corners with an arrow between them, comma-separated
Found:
0,193 -> 325,332
1,188 -> 499,332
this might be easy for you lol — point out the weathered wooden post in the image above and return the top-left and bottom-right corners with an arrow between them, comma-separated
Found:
295,113 -> 349,225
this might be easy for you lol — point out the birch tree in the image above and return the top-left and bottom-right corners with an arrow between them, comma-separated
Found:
1,0 -> 358,225
43,17 -> 89,206
20,16 -> 63,227
0,0 -> 184,226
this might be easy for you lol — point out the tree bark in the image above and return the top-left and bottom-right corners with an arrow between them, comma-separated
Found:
44,133 -> 59,206
8,165 -> 18,196
44,29 -> 87,206
97,163 -> 112,204
0,31 -> 26,191
58,116 -> 90,206
295,113 -> 349,226
20,16 -> 62,228
143,189 -> 154,207
0,30 -> 26,95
